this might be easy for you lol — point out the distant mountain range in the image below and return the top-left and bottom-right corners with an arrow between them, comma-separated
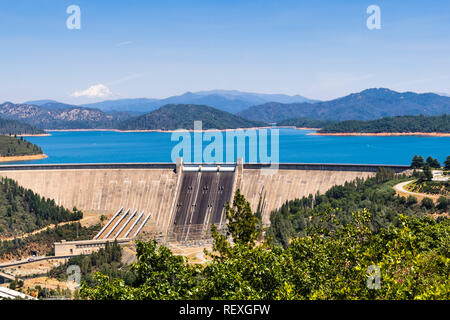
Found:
25,100 -> 80,111
238,88 -> 450,123
0,102 -> 264,131
117,104 -> 264,131
81,90 -> 317,114
6,88 -> 450,130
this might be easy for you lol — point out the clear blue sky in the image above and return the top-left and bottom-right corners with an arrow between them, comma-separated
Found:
1,0 -> 449,104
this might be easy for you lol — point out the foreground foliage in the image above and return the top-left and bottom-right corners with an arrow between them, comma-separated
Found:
80,189 -> 449,300
267,169 -> 436,248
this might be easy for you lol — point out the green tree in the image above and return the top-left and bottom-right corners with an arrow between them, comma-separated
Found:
437,196 -> 449,212
406,195 -> 418,206
411,155 -> 425,169
80,240 -> 201,300
225,189 -> 261,246
421,198 -> 435,210
421,165 -> 433,181
426,156 -> 441,168
444,156 -> 450,170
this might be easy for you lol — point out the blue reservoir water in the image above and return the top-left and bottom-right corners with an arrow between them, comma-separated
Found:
9,129 -> 450,165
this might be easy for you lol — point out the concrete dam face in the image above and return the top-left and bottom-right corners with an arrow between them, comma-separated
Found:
0,163 -> 409,240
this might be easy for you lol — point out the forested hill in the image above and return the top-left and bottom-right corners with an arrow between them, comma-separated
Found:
0,135 -> 43,157
318,114 -> 450,133
117,104 -> 266,130
0,118 -> 45,135
238,88 -> 450,122
276,117 -> 336,128
0,178 -> 83,238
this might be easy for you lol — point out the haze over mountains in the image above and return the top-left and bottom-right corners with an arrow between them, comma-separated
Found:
1,88 -> 448,131
81,90 -> 317,114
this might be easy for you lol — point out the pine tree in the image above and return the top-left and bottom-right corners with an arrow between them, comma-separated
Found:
426,156 -> 440,168
225,189 -> 261,246
422,165 -> 433,181
444,156 -> 450,170
411,155 -> 424,168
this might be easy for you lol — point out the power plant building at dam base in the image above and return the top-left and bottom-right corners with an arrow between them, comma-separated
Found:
0,160 -> 409,250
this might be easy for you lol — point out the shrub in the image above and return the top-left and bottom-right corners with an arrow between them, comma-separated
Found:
421,198 -> 435,210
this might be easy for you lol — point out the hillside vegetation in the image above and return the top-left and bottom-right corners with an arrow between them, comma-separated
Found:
0,118 -> 45,135
406,180 -> 449,196
0,223 -> 100,260
0,178 -> 82,237
276,117 -> 336,128
0,135 -> 43,157
48,241 -> 135,286
266,169 -> 446,248
318,114 -> 450,133
117,104 -> 265,130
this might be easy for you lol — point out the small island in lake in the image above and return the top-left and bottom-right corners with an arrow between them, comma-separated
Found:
0,118 -> 47,162
309,115 -> 450,136
0,135 -> 47,162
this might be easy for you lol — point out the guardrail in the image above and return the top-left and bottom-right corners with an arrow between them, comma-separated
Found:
243,163 -> 410,172
0,163 -> 177,171
0,162 -> 410,172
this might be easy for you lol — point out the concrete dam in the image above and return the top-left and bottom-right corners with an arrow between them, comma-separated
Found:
0,162 -> 409,242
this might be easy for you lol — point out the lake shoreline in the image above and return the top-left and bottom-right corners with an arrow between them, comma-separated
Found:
0,154 -> 48,162
46,126 -> 314,133
309,132 -> 450,137
17,133 -> 51,137
8,130 -> 449,165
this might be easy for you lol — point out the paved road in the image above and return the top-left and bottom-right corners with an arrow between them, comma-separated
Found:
393,180 -> 441,200
0,255 -> 78,269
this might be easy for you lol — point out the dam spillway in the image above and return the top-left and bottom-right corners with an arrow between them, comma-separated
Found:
171,166 -> 235,241
0,162 -> 409,241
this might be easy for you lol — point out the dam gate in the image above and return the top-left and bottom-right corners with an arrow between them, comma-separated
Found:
169,164 -> 236,242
